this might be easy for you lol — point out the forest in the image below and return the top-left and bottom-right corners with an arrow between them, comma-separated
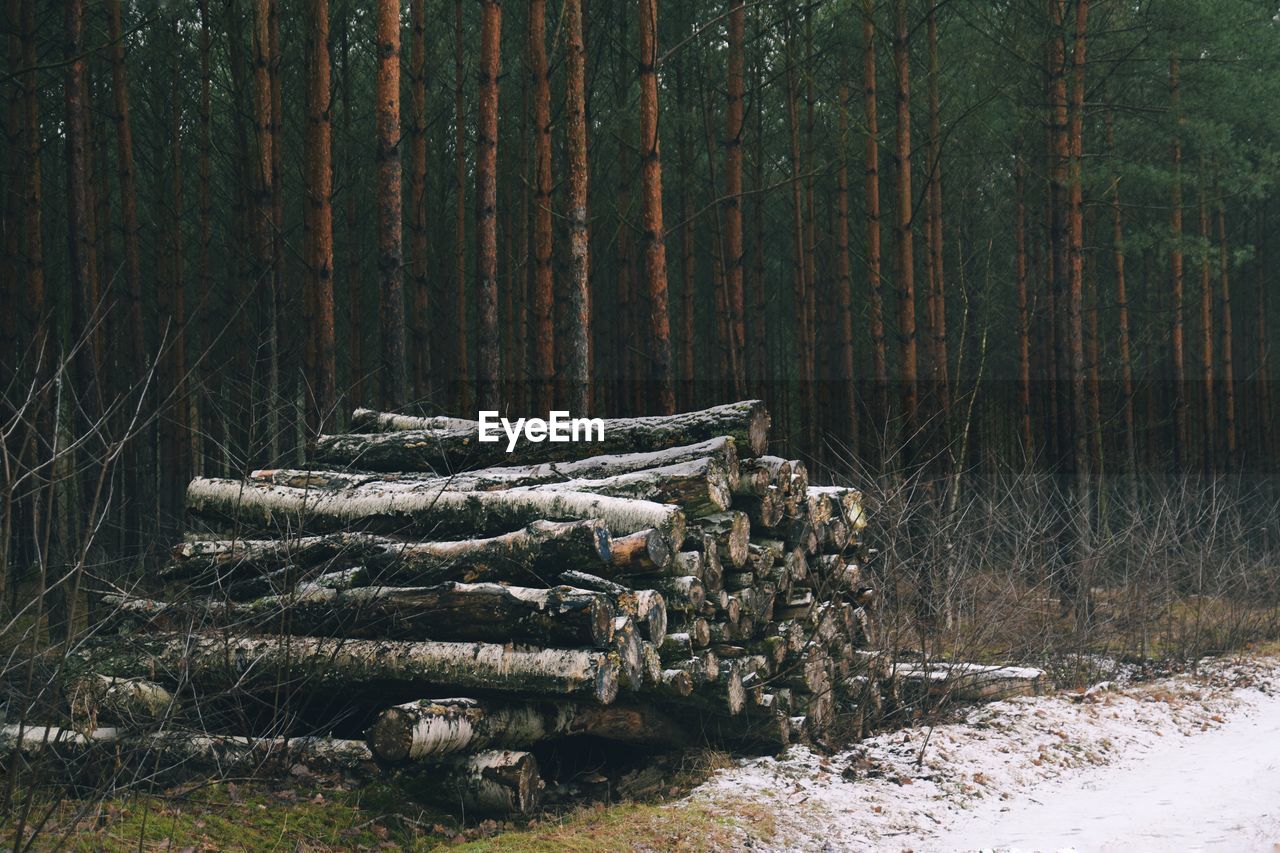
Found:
5,0 -> 1280,844
4,0 -> 1280,643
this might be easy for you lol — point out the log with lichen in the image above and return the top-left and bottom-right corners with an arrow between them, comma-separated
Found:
316,401 -> 771,472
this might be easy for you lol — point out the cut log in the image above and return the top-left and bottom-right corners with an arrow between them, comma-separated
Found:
366,696 -> 691,762
806,485 -> 867,530
0,725 -> 376,779
608,528 -> 674,574
686,511 -> 750,568
74,634 -> 620,705
658,632 -> 693,661
739,486 -> 784,529
657,669 -> 694,698
672,550 -> 705,582
167,521 -> 612,590
315,401 -> 771,471
657,576 -> 705,613
100,581 -> 615,648
351,408 -> 480,432
668,616 -> 711,649
611,616 -> 644,690
741,456 -> 791,493
397,749 -> 542,816
186,477 -> 685,547
67,675 -> 175,727
625,589 -> 668,644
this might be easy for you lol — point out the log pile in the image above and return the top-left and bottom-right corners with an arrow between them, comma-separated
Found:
34,401 -> 884,816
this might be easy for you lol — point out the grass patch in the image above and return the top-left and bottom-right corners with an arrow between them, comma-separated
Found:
0,748 -> 766,851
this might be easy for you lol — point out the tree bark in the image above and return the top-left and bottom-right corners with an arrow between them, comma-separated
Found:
305,0 -> 336,432
475,0 -> 503,410
167,519 -> 612,588
1015,153 -> 1034,454
407,0 -> 431,401
893,0 -> 919,448
76,634 -> 621,705
1105,110 -> 1137,485
835,81 -> 858,452
564,0 -> 592,414
375,0 -> 405,410
638,0 -> 675,413
452,0 -> 470,411
1169,57 -> 1187,468
316,401 -> 770,471
102,582 -> 616,648
186,476 -> 687,545
863,0 -> 888,427
723,0 -> 747,398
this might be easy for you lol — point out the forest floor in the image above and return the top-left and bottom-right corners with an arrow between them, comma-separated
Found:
8,646 -> 1280,851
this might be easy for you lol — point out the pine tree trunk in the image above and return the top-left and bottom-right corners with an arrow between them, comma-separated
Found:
1198,187 -> 1216,474
475,0 -> 503,411
723,0 -> 747,399
1015,154 -> 1034,455
1169,57 -> 1187,469
639,0 -> 675,414
453,0 -> 470,412
408,0 -> 431,402
376,0 -> 406,409
893,0 -> 919,449
1106,111 -> 1137,486
925,2 -> 950,449
305,0 -> 336,434
835,82 -> 858,451
1216,197 -> 1237,469
863,0 -> 888,431
527,0 -> 555,412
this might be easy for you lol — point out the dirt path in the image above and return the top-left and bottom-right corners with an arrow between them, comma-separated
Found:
688,655 -> 1280,852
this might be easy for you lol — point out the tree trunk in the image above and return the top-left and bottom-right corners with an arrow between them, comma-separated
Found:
407,0 -> 431,401
305,0 -> 336,433
315,400 -> 770,471
563,0 -> 591,415
368,697 -> 684,763
863,0 -> 888,433
1169,57 -> 1187,469
185,477 -> 687,545
925,1 -> 950,449
77,634 -> 621,705
1015,154 -> 1034,455
376,0 -> 406,409
102,583 -> 616,648
893,0 -> 919,449
638,0 -> 675,414
1216,196 -> 1237,469
835,82 -> 858,453
105,0 -> 143,394
1198,187 -> 1216,474
1106,111 -> 1137,485
723,0 -> 747,398
166,520 -> 613,588
453,0 -> 470,411
526,0 -> 555,412
398,750 -> 542,816
475,0 -> 503,410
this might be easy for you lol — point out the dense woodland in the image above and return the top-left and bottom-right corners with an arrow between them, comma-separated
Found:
3,0 -> 1280,585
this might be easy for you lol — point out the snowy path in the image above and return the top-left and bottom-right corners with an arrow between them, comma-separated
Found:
931,687 -> 1280,852
688,656 -> 1280,852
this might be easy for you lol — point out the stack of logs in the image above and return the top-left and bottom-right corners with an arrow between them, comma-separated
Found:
20,401 -> 884,817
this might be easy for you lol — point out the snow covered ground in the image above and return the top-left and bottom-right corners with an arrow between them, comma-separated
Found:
689,655 -> 1280,852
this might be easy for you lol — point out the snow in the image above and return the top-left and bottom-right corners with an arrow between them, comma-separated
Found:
688,655 -> 1280,852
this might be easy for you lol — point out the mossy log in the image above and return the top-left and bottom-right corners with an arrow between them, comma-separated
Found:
315,401 -> 770,472
657,575 -> 705,613
100,581 -> 616,648
73,634 -> 620,705
167,520 -> 611,589
740,457 -> 791,494
186,477 -> 685,547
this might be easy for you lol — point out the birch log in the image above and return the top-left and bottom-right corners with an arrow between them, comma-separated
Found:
166,520 -> 612,589
608,528 -> 674,574
397,749 -> 542,816
100,582 -> 616,648
314,401 -> 770,471
186,477 -> 685,545
73,634 -> 620,704
686,511 -> 750,567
